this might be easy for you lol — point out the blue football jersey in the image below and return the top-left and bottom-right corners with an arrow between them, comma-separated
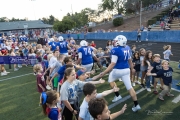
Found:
49,41 -> 57,51
24,37 -> 28,42
111,45 -> 131,69
12,37 -> 16,42
78,46 -> 93,65
19,37 -> 24,42
58,41 -> 68,53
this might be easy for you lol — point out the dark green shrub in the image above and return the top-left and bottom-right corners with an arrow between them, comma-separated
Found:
113,17 -> 124,27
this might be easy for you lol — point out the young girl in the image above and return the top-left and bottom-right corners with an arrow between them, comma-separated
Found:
97,48 -> 105,67
147,60 -> 174,101
132,51 -> 141,86
163,45 -> 173,61
131,45 -> 136,58
151,54 -> 164,94
143,50 -> 153,92
33,64 -> 46,104
10,48 -> 18,71
139,48 -> 146,88
106,40 -> 113,50
28,48 -> 36,66
60,68 -> 105,120
103,48 -> 111,67
41,90 -> 62,120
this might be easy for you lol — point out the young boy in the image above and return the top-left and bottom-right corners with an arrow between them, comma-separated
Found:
88,98 -> 127,120
76,70 -> 103,101
78,83 -> 120,120
151,54 -> 164,94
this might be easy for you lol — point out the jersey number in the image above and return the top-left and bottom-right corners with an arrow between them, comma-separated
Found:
83,48 -> 91,55
123,50 -> 129,60
60,42 -> 66,48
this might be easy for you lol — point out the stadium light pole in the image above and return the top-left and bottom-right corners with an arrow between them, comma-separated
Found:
140,0 -> 142,28
30,0 -> 36,20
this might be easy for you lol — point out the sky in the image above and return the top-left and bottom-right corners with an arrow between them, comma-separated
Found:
0,0 -> 102,20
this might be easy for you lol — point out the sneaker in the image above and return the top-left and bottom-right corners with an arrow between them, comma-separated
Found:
119,78 -> 122,81
147,88 -> 151,92
4,71 -> 10,74
1,72 -> 7,76
135,81 -> 141,85
112,95 -> 122,102
132,82 -> 135,86
18,65 -> 22,68
158,95 -> 164,101
136,41 -> 138,42
153,91 -> 158,94
139,41 -> 141,42
132,104 -> 141,112
14,68 -> 19,71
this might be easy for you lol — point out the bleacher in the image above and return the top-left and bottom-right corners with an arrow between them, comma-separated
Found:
148,0 -> 180,31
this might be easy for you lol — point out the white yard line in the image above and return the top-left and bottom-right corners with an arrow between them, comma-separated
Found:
172,95 -> 180,103
108,88 -> 145,109
0,73 -> 33,82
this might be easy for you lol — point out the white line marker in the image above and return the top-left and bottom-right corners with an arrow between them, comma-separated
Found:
172,95 -> 180,103
0,73 -> 33,82
108,88 -> 145,109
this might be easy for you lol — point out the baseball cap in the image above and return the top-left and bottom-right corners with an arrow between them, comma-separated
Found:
76,70 -> 85,78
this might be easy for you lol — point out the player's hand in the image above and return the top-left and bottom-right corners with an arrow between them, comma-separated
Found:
99,78 -> 105,83
121,104 -> 127,113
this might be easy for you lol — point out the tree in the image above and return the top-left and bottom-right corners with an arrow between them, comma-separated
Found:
53,19 -> 75,32
124,0 -> 160,14
49,15 -> 56,25
100,0 -> 125,15
0,17 -> 8,22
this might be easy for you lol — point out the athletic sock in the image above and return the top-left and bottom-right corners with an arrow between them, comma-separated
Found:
114,92 -> 119,97
134,101 -> 138,107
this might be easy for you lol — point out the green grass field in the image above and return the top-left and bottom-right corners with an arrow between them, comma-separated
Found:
0,61 -> 179,120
